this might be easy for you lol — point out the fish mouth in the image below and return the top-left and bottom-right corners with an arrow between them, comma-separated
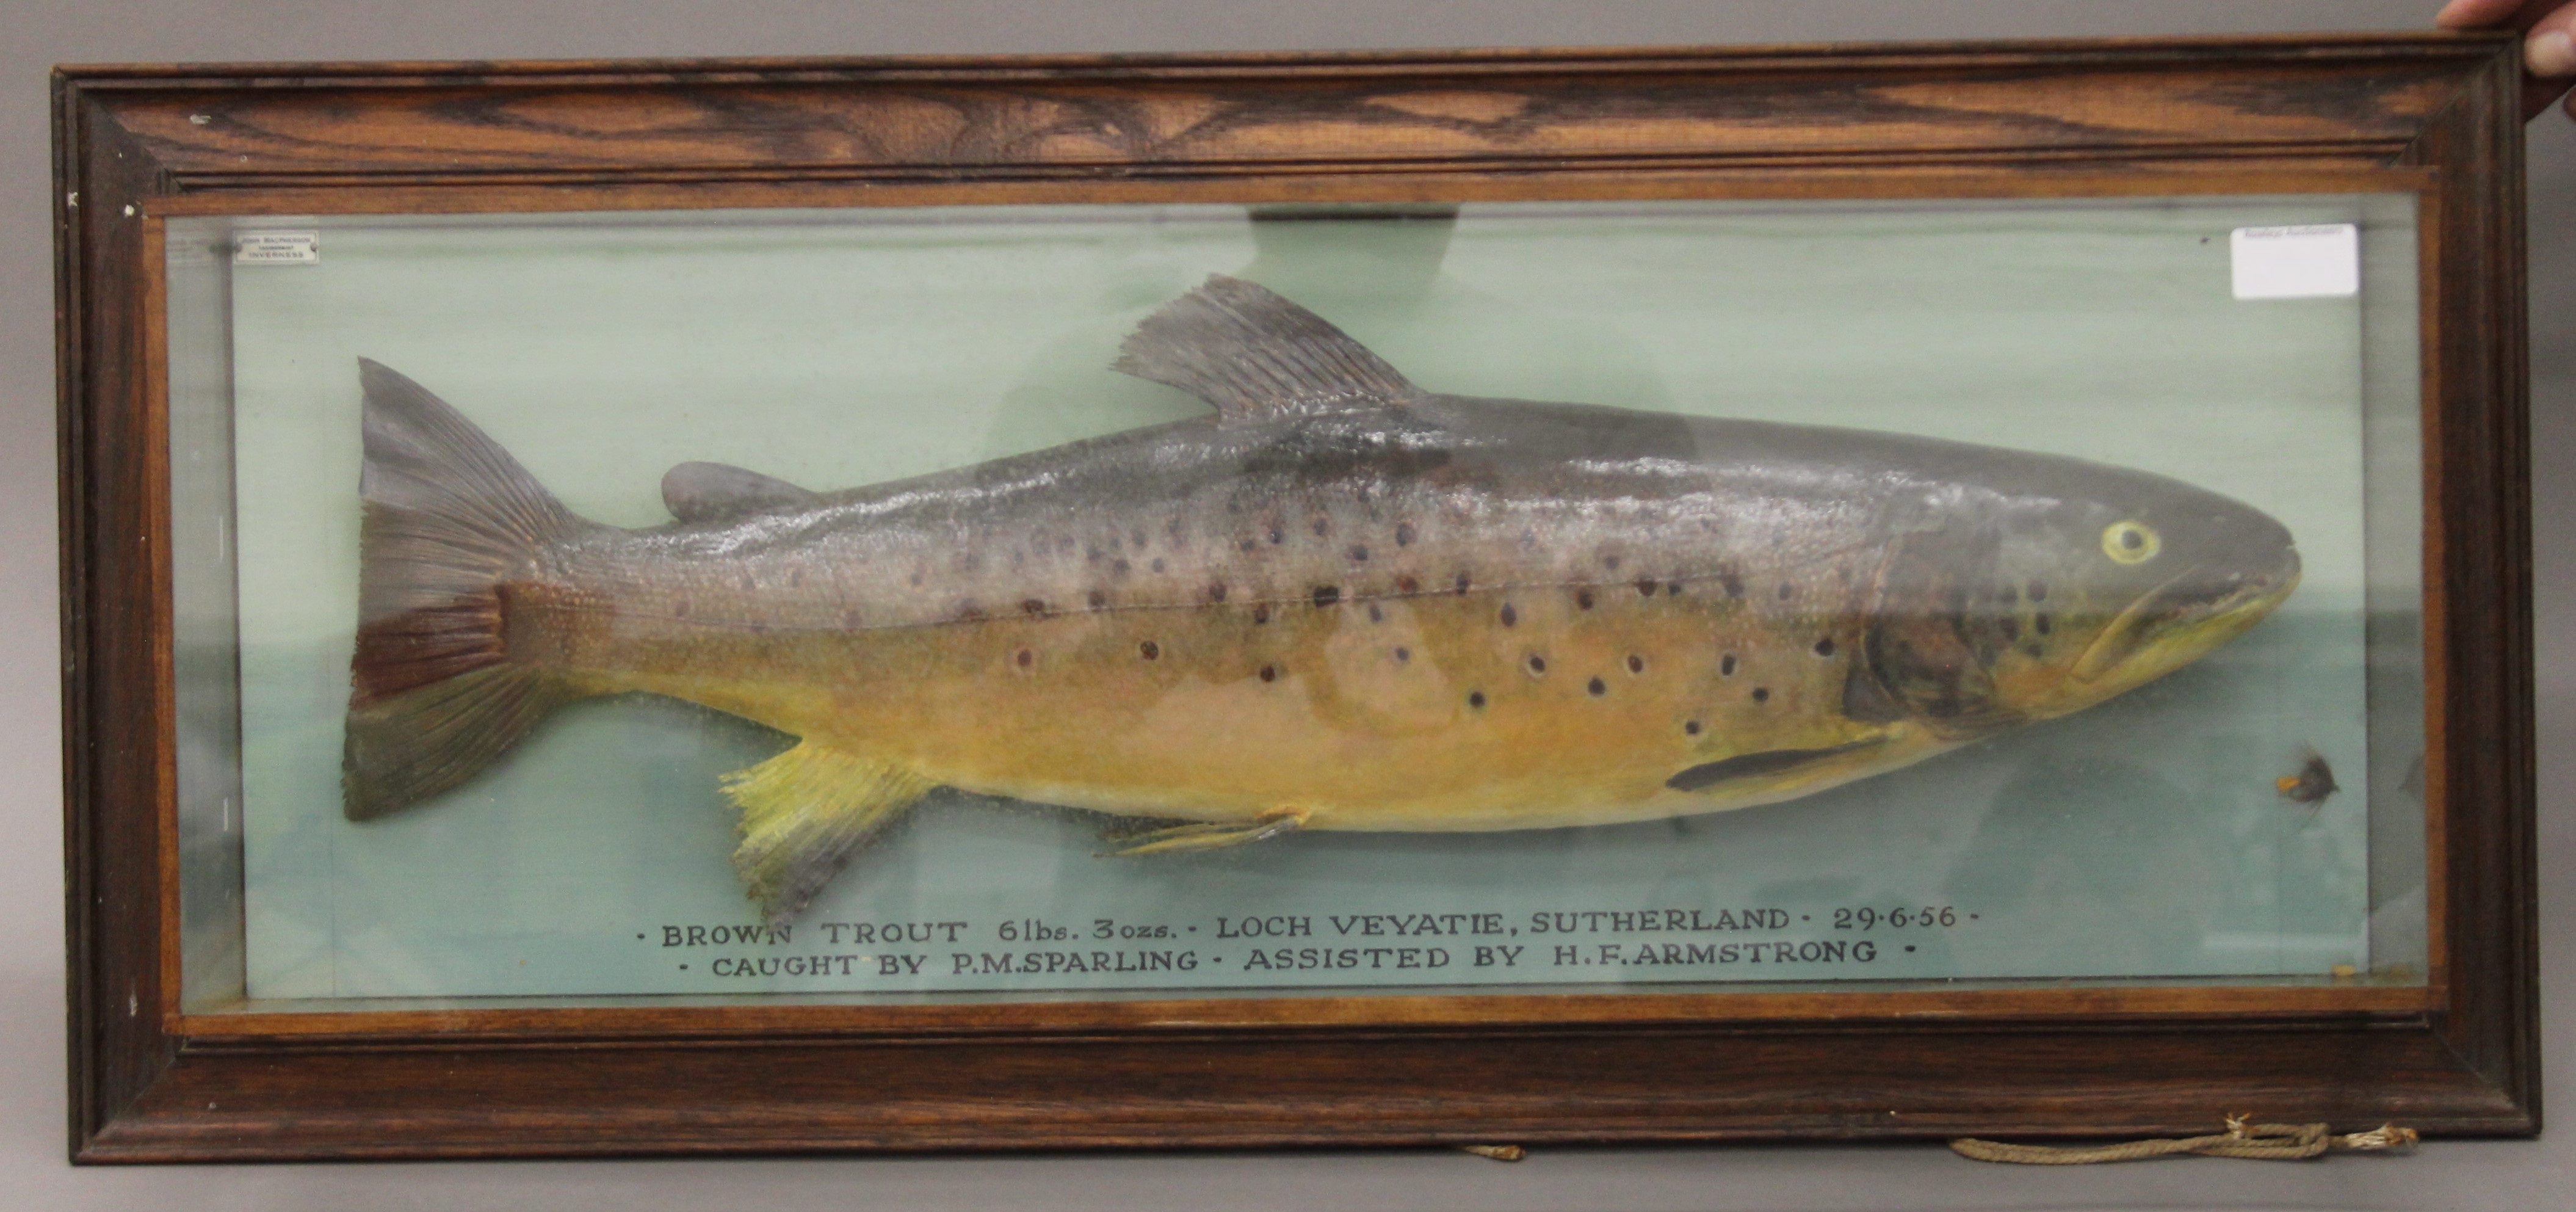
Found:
2069,552 -> 2301,690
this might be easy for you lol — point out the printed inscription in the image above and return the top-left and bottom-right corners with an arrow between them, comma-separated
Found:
633,901 -> 1980,989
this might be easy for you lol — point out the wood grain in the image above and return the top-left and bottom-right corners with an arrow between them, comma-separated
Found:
56,32 -> 2539,1161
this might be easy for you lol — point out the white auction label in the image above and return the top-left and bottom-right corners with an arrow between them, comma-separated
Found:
2229,223 -> 2357,300
234,231 -> 320,265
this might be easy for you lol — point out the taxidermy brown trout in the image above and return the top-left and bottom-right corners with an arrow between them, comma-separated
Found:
346,275 -> 2299,919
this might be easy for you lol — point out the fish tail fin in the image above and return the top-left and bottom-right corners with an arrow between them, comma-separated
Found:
341,359 -> 598,821
723,742 -> 934,921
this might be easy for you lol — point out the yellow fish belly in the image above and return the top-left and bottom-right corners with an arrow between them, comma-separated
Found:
611,578 -> 1936,835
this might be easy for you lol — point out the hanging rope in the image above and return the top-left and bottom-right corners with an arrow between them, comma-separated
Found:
1950,1116 -> 2418,1164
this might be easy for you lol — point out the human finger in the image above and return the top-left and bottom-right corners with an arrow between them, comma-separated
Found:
2436,0 -> 2555,30
2528,2 -> 2576,74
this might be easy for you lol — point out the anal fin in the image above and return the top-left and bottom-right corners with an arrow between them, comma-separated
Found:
723,741 -> 932,920
1107,810 -> 1304,857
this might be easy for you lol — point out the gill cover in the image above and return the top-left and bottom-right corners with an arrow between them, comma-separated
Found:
1857,518 -> 2022,739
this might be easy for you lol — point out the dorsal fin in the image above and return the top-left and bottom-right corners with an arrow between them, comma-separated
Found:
661,462 -> 822,523
1112,275 -> 1424,427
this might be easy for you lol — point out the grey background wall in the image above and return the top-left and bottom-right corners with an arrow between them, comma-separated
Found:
7,1 -> 2567,1208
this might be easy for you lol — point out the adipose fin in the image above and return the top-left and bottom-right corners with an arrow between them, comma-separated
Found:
660,461 -> 823,524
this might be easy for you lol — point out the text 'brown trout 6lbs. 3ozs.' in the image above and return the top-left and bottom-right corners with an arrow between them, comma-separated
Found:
343,275 -> 2301,921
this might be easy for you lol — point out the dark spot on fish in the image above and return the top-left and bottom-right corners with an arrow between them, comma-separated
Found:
1259,664 -> 1277,683
1455,573 -> 1472,595
908,572 -> 924,587
1314,518 -> 1330,537
1240,539 -> 1257,553
1131,528 -> 1146,548
1604,555 -> 1623,572
1500,603 -> 1518,627
1468,690 -> 1486,709
1587,677 -> 1607,697
2000,583 -> 2019,603
1253,604 -> 1272,625
1208,584 -> 1229,603
1086,545 -> 1104,564
1151,558 -> 1166,573
1020,598 -> 1046,616
2029,581 -> 2049,601
1087,590 -> 1108,609
1368,603 -> 1384,623
789,570 -> 803,587
1394,647 -> 1411,663
1397,575 -> 1420,593
1525,655 -> 1546,675
1721,653 -> 1738,676
1395,522 -> 1416,547
1666,581 -> 1684,596
1814,638 -> 1836,657
2035,614 -> 2052,635
1111,559 -> 1131,576
1577,589 -> 1595,610
673,600 -> 690,619
1999,617 -> 2019,641
1627,655 -> 1644,674
1519,528 -> 1538,548
957,601 -> 986,622
1312,585 -> 1341,608
2023,644 -> 2045,659
1684,720 -> 1702,735
1751,687 -> 1770,703
1139,640 -> 1159,660
1777,583 -> 1795,600
1348,545 -> 1369,563
1268,527 -> 1284,545
1635,578 -> 1657,597
1721,573 -> 1745,599
1015,648 -> 1033,668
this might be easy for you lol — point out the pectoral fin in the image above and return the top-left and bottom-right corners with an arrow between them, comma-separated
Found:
722,741 -> 932,921
1105,810 -> 1305,856
1666,740 -> 1885,794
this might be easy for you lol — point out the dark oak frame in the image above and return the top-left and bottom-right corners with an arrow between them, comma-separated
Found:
57,32 -> 2538,1161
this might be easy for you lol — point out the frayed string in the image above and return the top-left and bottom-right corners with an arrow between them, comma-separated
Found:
1951,1116 -> 2419,1164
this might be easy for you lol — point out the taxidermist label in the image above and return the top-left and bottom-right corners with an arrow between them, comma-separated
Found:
233,231 -> 319,264
2229,223 -> 2358,300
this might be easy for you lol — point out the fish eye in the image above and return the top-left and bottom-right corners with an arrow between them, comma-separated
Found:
2101,520 -> 2161,565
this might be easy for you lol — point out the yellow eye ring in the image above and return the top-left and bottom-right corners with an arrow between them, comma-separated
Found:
2102,520 -> 2161,564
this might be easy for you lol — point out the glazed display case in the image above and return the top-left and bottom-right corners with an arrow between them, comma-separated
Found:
57,34 -> 2536,1159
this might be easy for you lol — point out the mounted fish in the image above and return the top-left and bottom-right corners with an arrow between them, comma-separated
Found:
343,275 -> 2299,920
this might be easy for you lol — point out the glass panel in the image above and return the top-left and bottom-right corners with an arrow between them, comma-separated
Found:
164,195 -> 2426,1012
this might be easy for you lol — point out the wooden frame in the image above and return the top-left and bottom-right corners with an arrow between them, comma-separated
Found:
57,32 -> 2536,1161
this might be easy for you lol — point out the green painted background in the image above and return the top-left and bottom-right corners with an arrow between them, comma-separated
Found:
168,197 -> 2415,1003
